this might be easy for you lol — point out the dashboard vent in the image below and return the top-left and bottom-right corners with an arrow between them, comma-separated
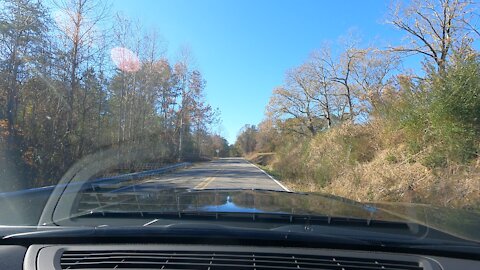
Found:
61,250 -> 423,270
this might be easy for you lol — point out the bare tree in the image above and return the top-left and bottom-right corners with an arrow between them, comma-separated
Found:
53,0 -> 110,135
310,47 -> 353,125
313,43 -> 362,121
351,49 -> 400,113
332,48 -> 364,121
267,65 -> 325,136
388,0 -> 476,71
306,60 -> 334,128
267,45 -> 363,135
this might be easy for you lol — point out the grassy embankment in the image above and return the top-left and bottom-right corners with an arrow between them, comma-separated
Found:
247,121 -> 479,211
247,58 -> 480,211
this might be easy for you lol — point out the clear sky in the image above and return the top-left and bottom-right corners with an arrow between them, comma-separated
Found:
112,0 -> 407,144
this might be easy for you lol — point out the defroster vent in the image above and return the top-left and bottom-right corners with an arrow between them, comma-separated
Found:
61,250 -> 424,270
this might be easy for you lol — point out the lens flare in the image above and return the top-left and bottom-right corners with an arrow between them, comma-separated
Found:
110,47 -> 141,72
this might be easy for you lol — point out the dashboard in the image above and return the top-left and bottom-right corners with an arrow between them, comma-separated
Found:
1,244 -> 479,270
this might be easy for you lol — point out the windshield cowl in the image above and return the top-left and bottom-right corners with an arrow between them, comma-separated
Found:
43,187 -> 480,244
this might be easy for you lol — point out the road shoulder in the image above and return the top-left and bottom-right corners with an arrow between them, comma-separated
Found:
244,159 -> 290,192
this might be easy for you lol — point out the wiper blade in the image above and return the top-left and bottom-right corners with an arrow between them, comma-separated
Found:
66,210 -> 480,245
1,224 -> 371,246
72,209 -> 410,229
2,227 -> 95,239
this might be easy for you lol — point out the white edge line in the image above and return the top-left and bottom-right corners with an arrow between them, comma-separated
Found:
143,218 -> 159,227
244,158 -> 290,192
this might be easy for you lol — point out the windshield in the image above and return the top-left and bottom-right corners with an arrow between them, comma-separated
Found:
0,0 -> 479,248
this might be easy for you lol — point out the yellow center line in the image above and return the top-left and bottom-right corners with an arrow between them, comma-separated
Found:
194,168 -> 223,189
195,176 -> 216,189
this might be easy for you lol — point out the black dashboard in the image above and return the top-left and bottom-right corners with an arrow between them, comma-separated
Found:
2,243 -> 480,270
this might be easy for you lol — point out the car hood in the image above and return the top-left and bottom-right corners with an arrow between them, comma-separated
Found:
68,187 -> 480,243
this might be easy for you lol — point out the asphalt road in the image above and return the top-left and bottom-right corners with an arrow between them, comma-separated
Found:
141,158 -> 288,191
0,158 -> 288,225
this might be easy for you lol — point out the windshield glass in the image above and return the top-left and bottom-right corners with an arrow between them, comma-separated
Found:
0,0 -> 479,247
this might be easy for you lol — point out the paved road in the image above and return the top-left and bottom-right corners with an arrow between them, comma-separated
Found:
141,158 -> 288,191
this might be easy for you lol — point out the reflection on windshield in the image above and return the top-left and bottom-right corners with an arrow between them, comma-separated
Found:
49,186 -> 479,243
110,47 -> 141,72
194,196 -> 264,213
0,0 -> 479,250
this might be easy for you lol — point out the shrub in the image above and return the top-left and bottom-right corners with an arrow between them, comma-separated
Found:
304,123 -> 380,187
272,135 -> 309,182
384,55 -> 480,167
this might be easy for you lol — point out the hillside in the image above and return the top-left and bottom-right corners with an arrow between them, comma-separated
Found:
248,121 -> 480,211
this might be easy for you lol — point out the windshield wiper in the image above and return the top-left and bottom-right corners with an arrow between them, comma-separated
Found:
1,224 -> 372,246
2,227 -> 96,240
58,210 -> 480,245
69,209 -> 411,230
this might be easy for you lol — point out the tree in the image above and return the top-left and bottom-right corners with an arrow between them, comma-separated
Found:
0,0 -> 49,139
328,47 -> 361,121
267,47 -> 356,136
109,15 -> 140,145
188,70 -> 216,157
211,135 -> 229,157
255,119 -> 279,153
351,49 -> 400,114
310,46 -> 356,126
235,124 -> 258,154
172,58 -> 214,160
388,0 -> 477,72
0,3 -> 222,188
267,65 -> 325,136
53,0 -> 110,162
228,144 -> 242,157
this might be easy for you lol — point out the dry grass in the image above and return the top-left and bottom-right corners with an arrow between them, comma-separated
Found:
322,149 -> 480,210
245,152 -> 275,166
261,121 -> 480,211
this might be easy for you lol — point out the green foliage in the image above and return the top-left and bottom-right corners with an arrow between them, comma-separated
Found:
311,161 -> 334,188
228,144 -> 242,157
268,123 -> 378,188
272,136 -> 309,182
429,56 -> 480,162
337,131 -> 376,164
385,153 -> 398,164
308,125 -> 377,186
423,151 -> 447,168
386,55 -> 480,168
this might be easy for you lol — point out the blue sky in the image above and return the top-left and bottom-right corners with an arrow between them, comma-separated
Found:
112,0 -> 407,143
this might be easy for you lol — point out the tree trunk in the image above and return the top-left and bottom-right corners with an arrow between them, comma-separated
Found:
6,47 -> 19,142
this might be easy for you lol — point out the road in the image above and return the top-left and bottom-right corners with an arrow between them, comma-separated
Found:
0,158 -> 288,225
141,158 -> 288,191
